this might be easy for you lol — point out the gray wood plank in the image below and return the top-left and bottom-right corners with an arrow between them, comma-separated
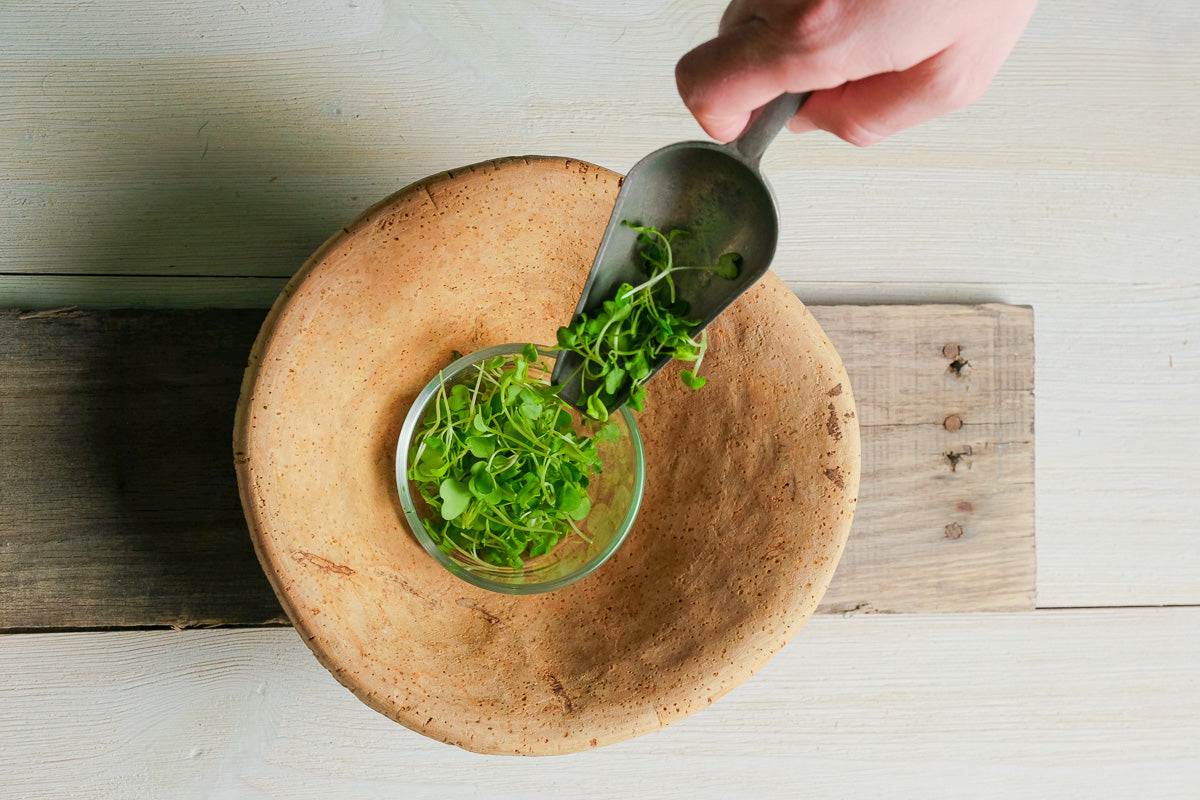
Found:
0,308 -> 285,630
0,304 -> 1035,631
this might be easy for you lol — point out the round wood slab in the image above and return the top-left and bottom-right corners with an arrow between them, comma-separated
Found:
234,156 -> 860,756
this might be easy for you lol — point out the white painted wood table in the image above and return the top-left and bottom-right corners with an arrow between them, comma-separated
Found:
2,2 -> 1197,797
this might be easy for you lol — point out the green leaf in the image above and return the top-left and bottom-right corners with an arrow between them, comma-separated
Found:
628,383 -> 647,412
413,440 -> 448,479
516,477 -> 539,506
447,383 -> 470,412
585,392 -> 608,422
606,303 -> 633,324
520,400 -> 542,420
628,352 -> 650,382
594,422 -> 620,442
468,469 -> 498,501
438,478 -> 472,520
555,484 -> 582,514
465,435 -> 495,458
680,369 -> 707,390
569,496 -> 592,521
673,343 -> 700,361
521,343 -> 539,363
604,365 -> 627,396
714,252 -> 742,279
529,537 -> 556,557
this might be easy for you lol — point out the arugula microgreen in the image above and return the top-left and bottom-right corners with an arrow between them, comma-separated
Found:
407,344 -> 619,568
407,223 -> 734,567
555,222 -> 740,419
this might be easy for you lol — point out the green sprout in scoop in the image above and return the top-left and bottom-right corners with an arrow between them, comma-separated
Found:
408,223 -> 731,568
556,222 -> 741,420
407,344 -> 619,568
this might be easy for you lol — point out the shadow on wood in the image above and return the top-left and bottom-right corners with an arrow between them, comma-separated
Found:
0,309 -> 285,629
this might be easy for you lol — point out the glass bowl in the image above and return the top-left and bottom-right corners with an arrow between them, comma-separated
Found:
395,343 -> 645,594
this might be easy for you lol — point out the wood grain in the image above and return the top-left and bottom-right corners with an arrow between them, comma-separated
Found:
0,0 -> 1193,790
0,308 -> 285,630
0,304 -> 1032,631
2,3 -> 1196,281
0,277 -> 1191,610
814,304 -> 1035,612
0,1 -> 1196,615
1,609 -> 1195,798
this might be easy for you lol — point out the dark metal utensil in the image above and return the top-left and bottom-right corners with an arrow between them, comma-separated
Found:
552,92 -> 810,412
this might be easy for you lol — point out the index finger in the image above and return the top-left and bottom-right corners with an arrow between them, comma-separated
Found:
675,19 -> 798,141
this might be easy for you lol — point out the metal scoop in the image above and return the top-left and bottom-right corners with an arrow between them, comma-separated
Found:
552,92 -> 810,412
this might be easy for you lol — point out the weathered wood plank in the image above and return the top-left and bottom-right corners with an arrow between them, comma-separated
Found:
0,304 -> 1034,630
2,609 -> 1196,797
0,308 -> 285,630
2,278 -> 1193,610
813,304 -> 1036,612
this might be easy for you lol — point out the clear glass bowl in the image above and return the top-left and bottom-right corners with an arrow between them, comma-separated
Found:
395,343 -> 645,594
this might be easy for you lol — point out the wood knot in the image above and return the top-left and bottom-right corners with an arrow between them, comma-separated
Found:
944,446 -> 973,472
944,522 -> 965,539
943,344 -> 971,377
943,414 -> 964,432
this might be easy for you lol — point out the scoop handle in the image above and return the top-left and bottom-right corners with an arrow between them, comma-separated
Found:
728,92 -> 812,167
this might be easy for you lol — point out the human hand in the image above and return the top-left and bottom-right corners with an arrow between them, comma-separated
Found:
676,0 -> 1038,146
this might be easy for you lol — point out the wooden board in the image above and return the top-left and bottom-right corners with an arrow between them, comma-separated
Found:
0,303 -> 1033,631
3,609 -> 1196,799
818,304 -> 1036,613
0,308 -> 285,631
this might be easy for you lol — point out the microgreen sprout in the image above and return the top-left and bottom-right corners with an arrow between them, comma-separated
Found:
555,222 -> 741,419
408,223 -> 734,568
407,343 -> 619,568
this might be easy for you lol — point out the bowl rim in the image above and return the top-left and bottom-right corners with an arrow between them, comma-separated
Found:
395,342 -> 645,594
